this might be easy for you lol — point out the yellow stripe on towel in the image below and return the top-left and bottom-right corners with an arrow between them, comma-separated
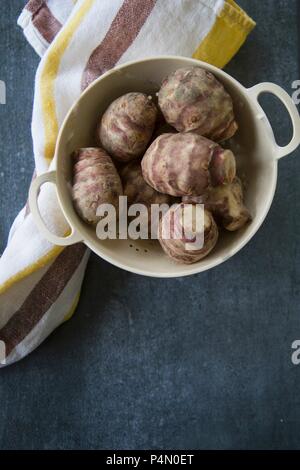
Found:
0,244 -> 64,296
0,1 -> 95,296
193,0 -> 256,68
40,0 -> 95,161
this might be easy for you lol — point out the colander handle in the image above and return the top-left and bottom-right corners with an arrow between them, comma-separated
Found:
247,82 -> 300,159
29,171 -> 83,246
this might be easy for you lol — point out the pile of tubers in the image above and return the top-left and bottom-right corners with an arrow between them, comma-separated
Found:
71,66 -> 251,265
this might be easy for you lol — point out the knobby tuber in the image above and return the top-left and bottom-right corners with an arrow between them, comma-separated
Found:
141,132 -> 236,197
121,161 -> 174,208
158,203 -> 219,264
183,177 -> 251,231
99,92 -> 157,162
158,66 -> 238,142
72,147 -> 123,225
121,161 -> 174,231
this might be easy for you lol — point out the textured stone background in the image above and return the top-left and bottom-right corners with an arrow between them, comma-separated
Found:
0,0 -> 299,450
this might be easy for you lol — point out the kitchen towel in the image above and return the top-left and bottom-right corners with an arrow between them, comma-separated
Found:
0,0 -> 255,366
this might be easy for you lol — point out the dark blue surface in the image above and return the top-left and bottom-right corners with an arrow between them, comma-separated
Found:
0,0 -> 300,450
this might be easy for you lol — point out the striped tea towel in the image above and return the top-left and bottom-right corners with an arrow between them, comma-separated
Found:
0,0 -> 255,367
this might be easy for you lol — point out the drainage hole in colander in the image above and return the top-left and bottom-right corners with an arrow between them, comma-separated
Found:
129,244 -> 148,254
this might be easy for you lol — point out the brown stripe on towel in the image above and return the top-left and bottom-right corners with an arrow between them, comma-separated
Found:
27,0 -> 62,44
26,0 -> 45,14
0,244 -> 87,357
81,0 -> 157,90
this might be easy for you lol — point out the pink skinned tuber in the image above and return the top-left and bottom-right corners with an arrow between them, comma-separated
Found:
158,203 -> 219,264
141,132 -> 236,197
72,147 -> 123,225
158,66 -> 238,142
99,92 -> 158,162
182,177 -> 251,231
121,161 -> 175,231
121,161 -> 174,208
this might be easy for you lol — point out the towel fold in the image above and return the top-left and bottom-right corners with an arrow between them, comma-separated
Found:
0,0 -> 255,367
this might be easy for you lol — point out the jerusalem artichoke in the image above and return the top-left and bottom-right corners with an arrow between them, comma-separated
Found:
141,132 -> 236,197
158,203 -> 219,264
182,177 -> 251,231
158,66 -> 238,142
72,147 -> 123,225
99,92 -> 157,162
